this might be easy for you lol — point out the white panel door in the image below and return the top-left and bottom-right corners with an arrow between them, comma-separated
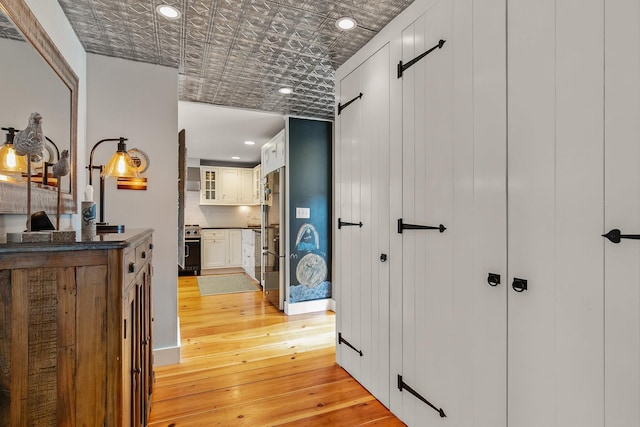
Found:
466,0 -> 508,425
399,0 -> 508,425
335,43 -> 391,405
604,0 -> 640,425
399,2 -> 456,424
507,0 -> 605,426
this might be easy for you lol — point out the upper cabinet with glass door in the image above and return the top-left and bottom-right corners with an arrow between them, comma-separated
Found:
200,166 -> 220,204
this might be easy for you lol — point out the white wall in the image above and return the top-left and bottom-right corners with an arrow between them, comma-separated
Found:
86,53 -> 179,364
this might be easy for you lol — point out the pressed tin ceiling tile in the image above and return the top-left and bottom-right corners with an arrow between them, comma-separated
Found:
56,0 -> 415,119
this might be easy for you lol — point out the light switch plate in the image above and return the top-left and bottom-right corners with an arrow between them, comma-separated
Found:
296,207 -> 310,219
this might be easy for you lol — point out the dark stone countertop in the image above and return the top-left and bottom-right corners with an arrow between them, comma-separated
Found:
0,228 -> 153,253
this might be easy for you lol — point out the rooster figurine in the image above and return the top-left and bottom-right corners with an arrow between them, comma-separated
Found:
52,149 -> 70,179
14,112 -> 44,159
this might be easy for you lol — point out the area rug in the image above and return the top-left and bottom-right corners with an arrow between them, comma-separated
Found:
197,274 -> 260,296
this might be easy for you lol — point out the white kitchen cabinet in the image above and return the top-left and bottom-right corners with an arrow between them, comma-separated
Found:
239,169 -> 254,205
201,230 -> 227,268
200,167 -> 221,204
241,229 -> 256,280
201,229 -> 242,269
228,230 -> 242,266
220,168 -> 239,204
252,165 -> 262,204
261,130 -> 285,176
200,166 -> 257,206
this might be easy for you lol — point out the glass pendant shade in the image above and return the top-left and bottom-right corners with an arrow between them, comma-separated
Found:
0,143 -> 28,173
101,150 -> 139,178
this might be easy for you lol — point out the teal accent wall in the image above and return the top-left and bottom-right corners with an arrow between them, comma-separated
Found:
288,117 -> 332,303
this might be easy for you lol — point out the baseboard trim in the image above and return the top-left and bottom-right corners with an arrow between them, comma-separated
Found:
284,298 -> 333,315
153,317 -> 181,366
153,345 -> 181,366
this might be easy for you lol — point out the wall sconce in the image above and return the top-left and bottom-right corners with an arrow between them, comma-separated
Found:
0,127 -> 28,175
117,148 -> 149,190
87,137 -> 139,233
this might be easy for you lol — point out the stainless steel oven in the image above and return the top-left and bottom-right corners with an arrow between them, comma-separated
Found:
179,225 -> 201,276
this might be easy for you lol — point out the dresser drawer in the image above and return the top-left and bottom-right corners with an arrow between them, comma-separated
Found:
202,229 -> 226,239
123,247 -> 137,286
136,237 -> 153,267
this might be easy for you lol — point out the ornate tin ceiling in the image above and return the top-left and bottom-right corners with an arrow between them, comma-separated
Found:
55,0 -> 414,120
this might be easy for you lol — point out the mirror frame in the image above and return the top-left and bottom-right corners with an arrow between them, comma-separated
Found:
0,0 -> 77,214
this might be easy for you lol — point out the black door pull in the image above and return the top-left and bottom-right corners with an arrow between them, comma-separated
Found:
487,273 -> 500,287
380,254 -> 387,262
338,218 -> 363,229
397,218 -> 446,234
602,229 -> 640,244
512,278 -> 527,293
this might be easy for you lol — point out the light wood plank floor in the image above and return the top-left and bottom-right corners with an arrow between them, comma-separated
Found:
148,275 -> 404,426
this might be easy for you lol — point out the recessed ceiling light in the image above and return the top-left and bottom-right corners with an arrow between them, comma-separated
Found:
232,156 -> 240,160
156,5 -> 181,20
279,87 -> 293,95
336,17 -> 357,30
244,141 -> 256,145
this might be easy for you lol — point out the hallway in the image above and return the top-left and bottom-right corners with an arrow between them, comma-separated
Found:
148,276 -> 403,426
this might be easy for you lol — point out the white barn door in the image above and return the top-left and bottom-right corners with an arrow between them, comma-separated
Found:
399,4 -> 455,422
335,44 -> 391,405
507,0 -> 605,426
398,0 -> 507,425
604,0 -> 640,425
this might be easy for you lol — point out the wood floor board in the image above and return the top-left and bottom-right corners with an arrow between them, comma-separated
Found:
148,276 -> 404,426
276,400 -> 404,427
150,366 -> 354,421
152,352 -> 337,402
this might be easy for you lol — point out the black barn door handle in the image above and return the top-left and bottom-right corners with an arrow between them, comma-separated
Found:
512,278 -> 528,293
487,273 -> 501,287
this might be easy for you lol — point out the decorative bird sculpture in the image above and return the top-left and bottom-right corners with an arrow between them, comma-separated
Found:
14,112 -> 44,159
14,112 -> 45,232
52,149 -> 70,178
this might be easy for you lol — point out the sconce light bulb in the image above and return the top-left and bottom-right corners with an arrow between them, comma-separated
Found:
6,149 -> 16,168
117,155 -> 127,174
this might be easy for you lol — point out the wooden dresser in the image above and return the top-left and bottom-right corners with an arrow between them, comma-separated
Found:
0,229 -> 154,426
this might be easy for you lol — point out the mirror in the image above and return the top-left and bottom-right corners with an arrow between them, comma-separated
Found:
0,0 -> 77,214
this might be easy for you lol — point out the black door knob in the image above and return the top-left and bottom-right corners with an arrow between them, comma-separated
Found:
380,254 -> 388,262
512,278 -> 528,293
487,273 -> 501,287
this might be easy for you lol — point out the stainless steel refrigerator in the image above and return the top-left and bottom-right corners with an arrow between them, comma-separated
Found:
261,167 -> 285,310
